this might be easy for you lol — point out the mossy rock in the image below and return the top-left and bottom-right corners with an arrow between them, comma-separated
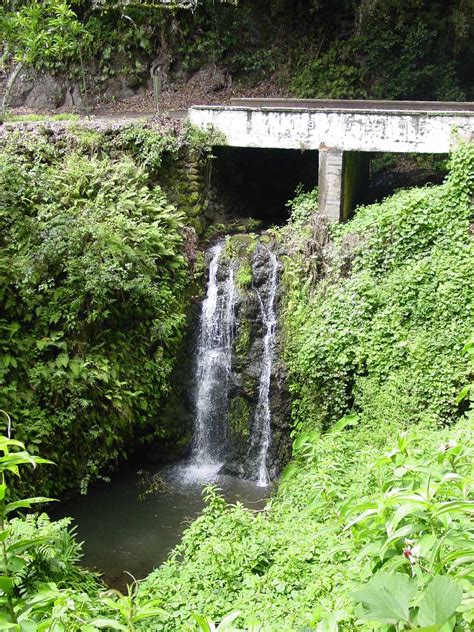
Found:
188,203 -> 203,218
234,318 -> 251,362
228,396 -> 251,441
188,215 -> 207,236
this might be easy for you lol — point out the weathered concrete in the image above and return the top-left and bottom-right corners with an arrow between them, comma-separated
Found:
189,102 -> 474,220
318,148 -> 343,222
189,104 -> 473,153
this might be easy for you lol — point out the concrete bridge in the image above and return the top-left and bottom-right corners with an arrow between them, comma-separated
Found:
189,99 -> 474,221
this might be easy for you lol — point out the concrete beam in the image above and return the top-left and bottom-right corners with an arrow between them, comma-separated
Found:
189,106 -> 473,153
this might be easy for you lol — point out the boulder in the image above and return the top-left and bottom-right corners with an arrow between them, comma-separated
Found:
7,69 -> 35,107
63,83 -> 84,109
189,62 -> 230,92
23,72 -> 66,109
102,76 -> 137,101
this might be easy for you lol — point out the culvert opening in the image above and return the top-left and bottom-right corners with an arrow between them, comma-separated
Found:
367,153 -> 449,204
211,147 -> 318,226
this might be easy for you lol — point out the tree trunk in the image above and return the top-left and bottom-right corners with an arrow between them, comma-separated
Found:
0,61 -> 24,124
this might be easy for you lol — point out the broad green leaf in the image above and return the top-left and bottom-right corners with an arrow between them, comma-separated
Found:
280,462 -> 298,483
352,572 -> 416,624
89,619 -> 127,631
5,497 -> 55,515
330,413 -> 360,433
7,536 -> 49,555
417,576 -> 463,626
0,621 -> 20,631
0,575 -> 14,594
345,508 -> 378,530
217,611 -> 241,630
192,613 -> 212,632
434,500 -> 474,517
455,384 -> 470,404
133,607 -> 167,622
0,530 -> 10,543
381,523 -> 418,555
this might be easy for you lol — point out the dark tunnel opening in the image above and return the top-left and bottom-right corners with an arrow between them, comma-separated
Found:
211,147 -> 319,226
366,153 -> 449,205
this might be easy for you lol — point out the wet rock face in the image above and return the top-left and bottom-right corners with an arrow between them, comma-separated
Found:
166,234 -> 291,482
223,236 -> 292,480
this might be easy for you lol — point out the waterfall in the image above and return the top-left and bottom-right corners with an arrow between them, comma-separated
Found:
251,246 -> 279,486
192,242 -> 236,471
183,238 -> 281,487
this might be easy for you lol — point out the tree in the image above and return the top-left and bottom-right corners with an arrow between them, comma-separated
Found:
0,0 -> 87,123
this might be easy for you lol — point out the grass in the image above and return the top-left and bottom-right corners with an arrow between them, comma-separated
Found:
5,112 -> 81,123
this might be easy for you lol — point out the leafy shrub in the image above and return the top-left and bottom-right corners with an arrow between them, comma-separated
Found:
0,142 -> 190,496
285,144 -> 474,435
291,42 -> 365,99
286,185 -> 318,227
346,428 -> 474,629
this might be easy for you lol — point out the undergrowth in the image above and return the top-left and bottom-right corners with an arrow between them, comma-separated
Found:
0,134 -> 191,497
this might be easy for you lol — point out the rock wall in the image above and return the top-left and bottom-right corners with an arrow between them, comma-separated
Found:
225,235 -> 291,478
214,234 -> 291,478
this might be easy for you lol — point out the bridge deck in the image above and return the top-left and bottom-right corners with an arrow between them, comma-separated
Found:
189,100 -> 473,153
229,98 -> 474,114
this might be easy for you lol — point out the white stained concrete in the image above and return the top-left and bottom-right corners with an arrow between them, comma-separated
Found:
189,106 -> 474,153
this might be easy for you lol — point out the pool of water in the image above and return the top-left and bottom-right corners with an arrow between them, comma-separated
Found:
54,461 -> 269,590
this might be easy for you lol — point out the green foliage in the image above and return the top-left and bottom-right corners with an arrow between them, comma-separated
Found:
0,0 -> 86,69
108,124 -> 180,173
353,573 -> 463,628
291,42 -> 365,99
286,185 -> 318,227
138,410 -> 473,630
284,144 -> 474,436
5,113 -> 81,123
235,263 -> 252,290
346,429 -> 473,629
0,137 -> 191,496
357,0 -> 467,100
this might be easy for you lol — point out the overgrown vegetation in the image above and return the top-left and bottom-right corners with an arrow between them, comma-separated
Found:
285,144 -> 474,436
0,130 -> 192,497
0,125 -> 472,628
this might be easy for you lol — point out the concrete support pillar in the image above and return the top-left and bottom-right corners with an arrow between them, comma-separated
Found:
318,147 -> 343,221
318,147 -> 370,221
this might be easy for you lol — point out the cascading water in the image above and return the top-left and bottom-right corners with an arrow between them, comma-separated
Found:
191,241 -> 236,476
183,237 -> 282,487
250,246 -> 279,486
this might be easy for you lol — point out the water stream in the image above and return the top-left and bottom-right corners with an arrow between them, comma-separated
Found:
191,242 -> 236,475
251,246 -> 279,486
56,465 -> 267,591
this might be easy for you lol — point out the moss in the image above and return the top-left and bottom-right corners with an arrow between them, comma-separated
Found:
235,262 -> 252,289
228,396 -> 251,440
234,318 -> 251,363
222,233 -> 258,262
